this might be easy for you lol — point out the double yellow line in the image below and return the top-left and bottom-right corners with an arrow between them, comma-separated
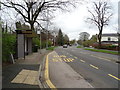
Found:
45,52 -> 57,89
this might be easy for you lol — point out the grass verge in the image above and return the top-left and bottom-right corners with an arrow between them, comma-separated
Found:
84,48 -> 118,55
77,46 -> 83,48
46,46 -> 57,51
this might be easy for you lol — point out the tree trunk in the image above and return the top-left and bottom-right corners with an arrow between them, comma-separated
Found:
98,35 -> 101,48
30,23 -> 34,31
98,27 -> 103,48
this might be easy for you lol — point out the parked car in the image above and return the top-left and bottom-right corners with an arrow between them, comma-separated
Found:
63,44 -> 67,48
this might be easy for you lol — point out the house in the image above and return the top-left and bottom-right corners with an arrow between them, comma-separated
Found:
100,33 -> 118,45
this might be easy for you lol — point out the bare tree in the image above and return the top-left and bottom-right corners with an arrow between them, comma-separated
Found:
79,32 -> 90,41
87,1 -> 113,48
0,0 -> 80,31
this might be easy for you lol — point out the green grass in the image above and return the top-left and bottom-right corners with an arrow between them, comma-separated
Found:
84,48 -> 118,55
77,46 -> 83,48
46,46 -> 57,51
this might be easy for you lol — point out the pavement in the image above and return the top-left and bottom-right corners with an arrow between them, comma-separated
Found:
2,49 -> 50,89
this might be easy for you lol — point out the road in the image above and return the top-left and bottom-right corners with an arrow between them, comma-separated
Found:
52,46 -> 119,88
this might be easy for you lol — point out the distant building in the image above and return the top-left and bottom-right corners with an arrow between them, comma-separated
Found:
99,33 -> 118,45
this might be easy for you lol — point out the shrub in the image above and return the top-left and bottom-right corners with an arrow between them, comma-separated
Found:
2,33 -> 16,62
91,43 -> 118,51
32,38 -> 40,48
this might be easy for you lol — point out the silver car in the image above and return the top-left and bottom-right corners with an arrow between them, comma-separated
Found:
63,44 -> 68,48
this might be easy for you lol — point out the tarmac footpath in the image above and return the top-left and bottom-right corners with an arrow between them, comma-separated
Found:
2,49 -> 49,89
44,51 -> 93,88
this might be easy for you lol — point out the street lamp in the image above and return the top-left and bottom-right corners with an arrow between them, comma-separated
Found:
39,29 -> 42,54
46,9 -> 49,49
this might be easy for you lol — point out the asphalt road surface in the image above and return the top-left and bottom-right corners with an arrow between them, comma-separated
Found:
55,46 -> 119,88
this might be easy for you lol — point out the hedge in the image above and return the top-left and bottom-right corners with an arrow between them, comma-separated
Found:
2,33 -> 16,62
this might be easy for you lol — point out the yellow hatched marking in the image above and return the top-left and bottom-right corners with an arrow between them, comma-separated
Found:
64,58 -> 68,62
90,64 -> 99,69
68,58 -> 74,61
69,60 -> 73,62
67,59 -> 70,62
69,58 -> 74,62
80,60 -> 85,63
74,57 -> 78,59
108,74 -> 120,81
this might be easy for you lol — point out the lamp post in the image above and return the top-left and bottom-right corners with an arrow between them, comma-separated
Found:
46,9 -> 49,49
39,29 -> 42,54
37,23 -> 42,54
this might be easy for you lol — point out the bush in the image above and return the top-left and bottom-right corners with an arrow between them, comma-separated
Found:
2,33 -> 16,62
91,43 -> 118,51
41,40 -> 52,49
82,40 -> 90,47
46,46 -> 57,51
77,46 -> 83,48
32,38 -> 40,52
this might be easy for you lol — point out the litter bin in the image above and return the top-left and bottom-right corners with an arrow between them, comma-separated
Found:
33,45 -> 38,52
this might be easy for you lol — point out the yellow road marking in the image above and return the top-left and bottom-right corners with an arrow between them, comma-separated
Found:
70,60 -> 73,62
90,64 -> 99,69
45,53 -> 57,89
68,58 -> 74,61
64,58 -> 67,62
52,59 -> 56,62
80,60 -> 85,63
74,57 -> 78,59
67,59 -> 70,62
52,59 -> 58,62
60,55 -> 66,58
108,74 -> 120,81
53,55 -> 58,57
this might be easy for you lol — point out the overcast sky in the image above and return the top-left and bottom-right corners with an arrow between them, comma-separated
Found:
52,0 -> 119,40
1,0 -> 119,41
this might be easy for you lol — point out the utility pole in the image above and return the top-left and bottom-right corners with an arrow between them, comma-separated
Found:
39,28 -> 42,54
37,22 -> 42,54
0,3 -> 2,90
46,9 -> 49,49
